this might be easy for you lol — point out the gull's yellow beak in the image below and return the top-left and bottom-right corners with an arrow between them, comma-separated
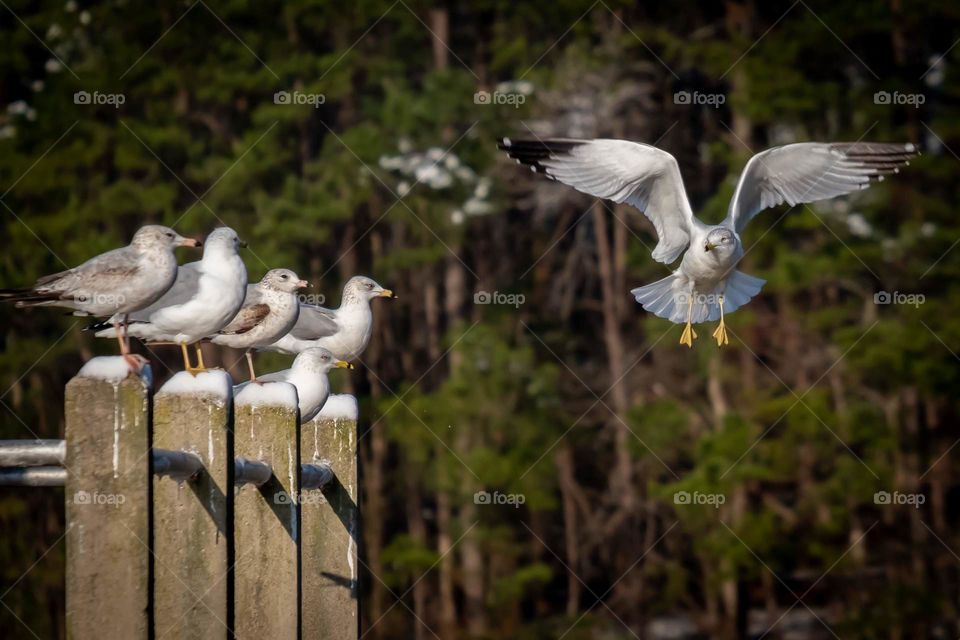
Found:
704,242 -> 716,252
378,288 -> 396,299
297,280 -> 310,289
180,237 -> 202,248
335,360 -> 354,369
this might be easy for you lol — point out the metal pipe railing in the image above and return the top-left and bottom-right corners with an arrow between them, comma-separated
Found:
300,462 -> 334,490
0,439 -> 66,467
234,457 -> 272,486
0,466 -> 67,486
152,449 -> 204,482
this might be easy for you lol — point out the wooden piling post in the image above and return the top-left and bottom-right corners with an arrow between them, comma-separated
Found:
65,357 -> 152,640
300,394 -> 359,640
232,382 -> 300,639
151,371 -> 233,640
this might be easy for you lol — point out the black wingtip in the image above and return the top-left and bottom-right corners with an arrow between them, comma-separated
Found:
498,138 -> 585,176
83,319 -> 112,332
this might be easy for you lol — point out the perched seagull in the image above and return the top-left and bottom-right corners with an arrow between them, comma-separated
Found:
0,225 -> 200,367
238,347 -> 352,423
93,227 -> 247,372
208,268 -> 309,381
499,138 -> 918,346
262,275 -> 395,361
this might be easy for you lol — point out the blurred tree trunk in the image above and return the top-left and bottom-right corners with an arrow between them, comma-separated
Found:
436,490 -> 457,636
405,470 -> 428,640
592,201 -> 633,504
592,200 -> 643,632
363,225 -> 387,636
555,444 -> 582,616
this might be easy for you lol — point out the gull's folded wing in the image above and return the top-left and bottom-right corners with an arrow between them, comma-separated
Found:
289,305 -> 339,340
725,142 -> 918,232
499,137 -> 698,264
126,261 -> 202,321
36,246 -> 141,294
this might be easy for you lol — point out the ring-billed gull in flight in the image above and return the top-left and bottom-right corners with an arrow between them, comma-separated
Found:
238,347 -> 352,423
500,138 -> 917,346
208,268 -> 308,381
93,227 -> 247,372
0,225 -> 200,367
263,275 -> 394,361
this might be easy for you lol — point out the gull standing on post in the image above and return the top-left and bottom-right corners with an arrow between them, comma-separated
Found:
208,268 -> 309,382
93,227 -> 248,372
0,225 -> 200,367
239,347 -> 352,423
499,138 -> 918,347
262,275 -> 395,362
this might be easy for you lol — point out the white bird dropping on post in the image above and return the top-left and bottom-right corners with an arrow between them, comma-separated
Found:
499,137 -> 918,347
263,275 -> 395,362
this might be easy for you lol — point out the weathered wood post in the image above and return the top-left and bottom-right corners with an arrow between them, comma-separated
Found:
232,382 -> 300,639
151,370 -> 233,639
65,357 -> 152,639
301,394 -> 360,639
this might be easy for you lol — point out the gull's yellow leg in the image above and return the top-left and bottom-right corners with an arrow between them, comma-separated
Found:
712,295 -> 729,347
192,343 -> 208,373
679,293 -> 698,348
179,342 -> 194,372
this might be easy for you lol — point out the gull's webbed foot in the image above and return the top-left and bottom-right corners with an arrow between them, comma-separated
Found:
679,322 -> 698,348
712,319 -> 729,347
123,354 -> 148,372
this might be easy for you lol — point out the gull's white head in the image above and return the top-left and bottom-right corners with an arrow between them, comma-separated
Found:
343,275 -> 395,304
704,227 -> 737,255
292,347 -> 353,373
259,268 -> 309,293
203,227 -> 245,256
132,225 -> 201,251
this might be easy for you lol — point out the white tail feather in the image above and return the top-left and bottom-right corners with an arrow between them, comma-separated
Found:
631,270 -> 765,324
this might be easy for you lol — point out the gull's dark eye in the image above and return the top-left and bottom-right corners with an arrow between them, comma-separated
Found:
166,232 -> 174,238
366,283 -> 374,289
280,274 -> 288,280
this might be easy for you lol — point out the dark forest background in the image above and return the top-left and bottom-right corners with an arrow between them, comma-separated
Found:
1,1 -> 959,638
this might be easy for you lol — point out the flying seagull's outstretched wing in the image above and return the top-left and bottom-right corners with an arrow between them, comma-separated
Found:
725,142 -> 918,232
499,138 -> 698,264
